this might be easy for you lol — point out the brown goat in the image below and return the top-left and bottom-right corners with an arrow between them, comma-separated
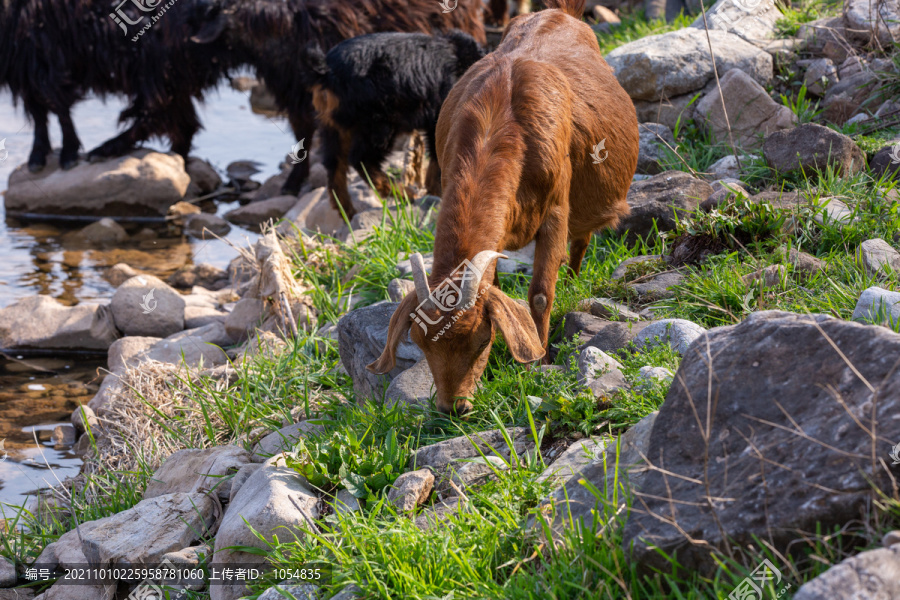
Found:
368,0 -> 639,415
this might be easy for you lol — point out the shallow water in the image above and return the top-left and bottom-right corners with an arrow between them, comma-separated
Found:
0,81 -> 296,507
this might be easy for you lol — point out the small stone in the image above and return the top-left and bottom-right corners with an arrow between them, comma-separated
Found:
701,180 -> 748,211
0,557 -> 16,587
385,358 -> 434,408
857,238 -> 900,275
577,346 -> 624,384
386,469 -> 435,513
636,123 -> 675,175
76,218 -> 129,246
633,319 -> 707,354
251,421 -> 324,461
778,247 -> 825,275
635,366 -> 675,391
70,405 -> 98,434
803,58 -> 838,97
852,286 -> 900,328
110,275 -> 185,337
105,263 -> 145,287
535,438 -> 606,487
144,446 -> 252,501
333,489 -> 362,516
448,456 -> 508,492
883,531 -> 900,548
764,123 -> 865,177
742,265 -> 785,288
577,298 -> 642,321
224,298 -> 265,343
387,279 -> 416,303
814,197 -> 855,227
51,425 -> 76,446
184,213 -> 232,239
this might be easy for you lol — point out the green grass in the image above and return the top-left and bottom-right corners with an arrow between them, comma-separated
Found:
773,0 -> 840,38
596,10 -> 694,56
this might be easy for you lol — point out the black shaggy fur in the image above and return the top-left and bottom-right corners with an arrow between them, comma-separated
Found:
304,31 -> 484,218
196,0 -> 486,196
0,0 -> 240,172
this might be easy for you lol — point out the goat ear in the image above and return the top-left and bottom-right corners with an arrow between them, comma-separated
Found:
367,293 -> 419,374
486,288 -> 545,363
191,9 -> 227,44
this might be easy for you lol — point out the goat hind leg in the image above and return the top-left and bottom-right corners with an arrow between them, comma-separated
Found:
26,102 -> 51,173
281,99 -> 315,196
57,108 -> 82,170
567,233 -> 592,277
322,125 -> 356,220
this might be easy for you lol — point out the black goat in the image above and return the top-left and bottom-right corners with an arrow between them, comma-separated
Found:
0,0 -> 239,172
305,31 -> 484,218
193,0 -> 486,196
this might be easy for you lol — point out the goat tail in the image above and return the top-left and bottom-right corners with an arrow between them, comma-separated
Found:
543,0 -> 586,17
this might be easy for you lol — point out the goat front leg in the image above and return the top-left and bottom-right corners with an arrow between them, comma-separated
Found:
57,107 -> 82,170
529,203 -> 569,353
321,125 -> 356,220
26,101 -> 51,172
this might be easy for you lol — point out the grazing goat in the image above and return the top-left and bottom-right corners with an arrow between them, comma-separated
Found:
368,0 -> 639,415
194,0 -> 486,196
304,31 -> 484,218
0,0 -> 238,172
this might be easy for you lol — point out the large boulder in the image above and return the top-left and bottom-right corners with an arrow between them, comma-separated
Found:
385,358 -> 435,408
337,302 -> 423,400
80,492 -> 217,566
211,457 -> 319,600
793,543 -> 900,600
136,323 -> 231,368
606,28 -> 772,103
844,0 -> 900,45
110,275 -> 185,337
690,0 -> 782,47
694,69 -> 795,148
4,150 -> 190,217
822,70 -> 881,125
224,195 -> 298,230
0,296 -> 118,350
622,311 -> 900,575
763,124 -> 866,177
143,446 -> 252,500
617,171 -> 712,237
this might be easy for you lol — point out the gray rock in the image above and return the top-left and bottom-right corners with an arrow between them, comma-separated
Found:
691,0 -> 781,46
803,58 -> 839,97
741,264 -> 785,288
186,157 -> 221,195
822,70 -> 881,125
577,347 -> 624,384
337,301 -> 423,400
224,297 -> 265,343
844,0 -> 900,46
447,456 -> 508,491
701,179 -> 748,210
184,213 -> 231,239
635,366 -> 674,390
333,489 -> 362,516
622,311 -> 900,575
633,92 -> 697,131
51,425 -> 76,446
564,312 -> 651,351
386,468 -> 435,512
631,271 -> 685,301
778,247 -> 825,275
75,218 -> 128,245
617,171 -> 712,237
396,254 -> 434,277
184,305 -> 228,329
110,275 -> 185,337
211,457 -> 320,600
0,296 -> 119,350
229,463 -> 262,504
144,446 -> 252,501
798,16 -> 851,63
870,140 -> 900,180
137,323 -> 230,368
793,544 -> 900,600
107,336 -> 160,372
694,69 -> 795,148
706,155 -> 745,180
161,545 -> 209,590
257,584 -> 318,600
0,557 -> 15,588
80,492 -> 216,566
637,123 -> 675,175
4,150 -> 190,217
387,278 -> 416,303
857,238 -> 900,275
252,421 -> 325,461
633,319 -> 707,354
606,28 -> 772,103
577,298 -> 642,322
763,123 -> 866,177
535,438 -> 607,487
410,428 -> 535,473
852,286 -> 900,328
537,412 -> 657,540
224,195 -> 298,229
385,358 -> 434,407
70,405 -> 98,434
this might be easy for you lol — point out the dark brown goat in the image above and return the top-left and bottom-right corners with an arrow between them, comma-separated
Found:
368,0 -> 639,415
195,0 -> 486,196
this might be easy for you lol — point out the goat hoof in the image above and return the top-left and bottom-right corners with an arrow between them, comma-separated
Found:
533,293 -> 548,313
60,155 -> 79,171
27,161 -> 45,173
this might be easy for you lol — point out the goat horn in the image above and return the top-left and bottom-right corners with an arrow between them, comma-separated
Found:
410,253 -> 435,311
456,251 -> 507,309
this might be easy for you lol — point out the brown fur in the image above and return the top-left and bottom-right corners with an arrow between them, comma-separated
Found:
368,0 -> 638,415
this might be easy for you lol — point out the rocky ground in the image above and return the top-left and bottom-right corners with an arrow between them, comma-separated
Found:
2,0 -> 900,598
